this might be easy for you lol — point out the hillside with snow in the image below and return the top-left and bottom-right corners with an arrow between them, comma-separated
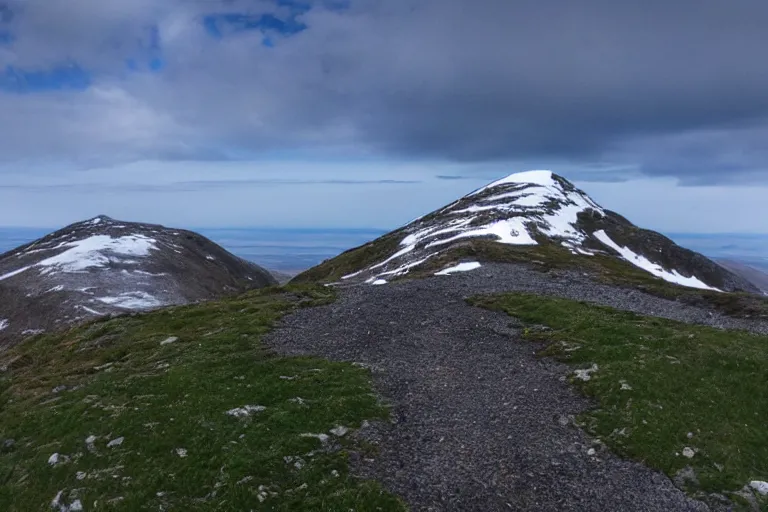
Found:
0,216 -> 276,347
295,171 -> 758,294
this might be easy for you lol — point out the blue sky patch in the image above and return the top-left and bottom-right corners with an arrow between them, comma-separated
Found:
122,25 -> 165,73
0,63 -> 91,93
149,57 -> 164,72
203,12 -> 307,39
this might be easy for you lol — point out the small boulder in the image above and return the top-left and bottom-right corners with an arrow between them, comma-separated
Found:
330,426 -> 349,437
160,336 -> 178,346
750,480 -> 768,495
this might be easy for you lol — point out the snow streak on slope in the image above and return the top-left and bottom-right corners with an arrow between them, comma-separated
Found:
96,291 -> 163,309
593,230 -> 720,291
0,266 -> 30,282
435,262 -> 482,275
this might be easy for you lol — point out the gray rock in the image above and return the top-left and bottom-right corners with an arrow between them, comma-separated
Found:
107,436 -> 124,448
330,426 -> 350,437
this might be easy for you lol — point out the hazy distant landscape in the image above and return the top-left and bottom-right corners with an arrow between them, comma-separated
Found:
1,226 -> 765,275
667,233 -> 768,272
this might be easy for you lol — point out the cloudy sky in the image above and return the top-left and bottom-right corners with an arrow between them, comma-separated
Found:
1,0 -> 767,233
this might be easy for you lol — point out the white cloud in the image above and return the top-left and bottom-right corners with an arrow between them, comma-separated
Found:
1,0 -> 768,184
0,0 -> 767,236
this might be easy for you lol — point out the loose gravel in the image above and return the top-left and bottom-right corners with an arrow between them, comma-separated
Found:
266,263 -> 768,511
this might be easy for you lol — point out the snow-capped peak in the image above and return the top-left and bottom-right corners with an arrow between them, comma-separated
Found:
88,215 -> 110,225
405,169 -> 603,255
334,170 -> 738,292
468,169 -> 557,196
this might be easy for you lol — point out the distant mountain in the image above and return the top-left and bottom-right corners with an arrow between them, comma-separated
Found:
716,259 -> 768,294
294,170 -> 758,294
0,216 -> 276,347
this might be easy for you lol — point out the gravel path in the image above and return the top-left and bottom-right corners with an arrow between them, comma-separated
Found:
266,264 -> 768,511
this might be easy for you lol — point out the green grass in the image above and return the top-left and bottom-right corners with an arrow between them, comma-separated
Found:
471,292 -> 768,507
291,233 -> 404,284
0,285 -> 404,511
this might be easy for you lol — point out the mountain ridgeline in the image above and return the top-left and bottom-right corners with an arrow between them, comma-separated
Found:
0,216 -> 276,347
0,173 -> 762,347
2,174 -> 768,511
294,171 -> 759,294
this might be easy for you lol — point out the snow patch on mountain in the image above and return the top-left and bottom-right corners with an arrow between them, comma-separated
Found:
425,218 -> 537,248
435,262 -> 482,275
38,234 -> 156,271
593,231 -> 720,291
96,291 -> 163,310
3,234 -> 157,281
0,319 -> 8,331
469,169 -> 556,195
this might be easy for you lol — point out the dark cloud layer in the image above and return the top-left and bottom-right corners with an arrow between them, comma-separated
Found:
1,0 -> 768,183
0,177 -> 420,193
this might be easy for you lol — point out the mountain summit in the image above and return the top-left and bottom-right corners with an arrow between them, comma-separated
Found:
296,170 -> 758,293
0,216 -> 276,346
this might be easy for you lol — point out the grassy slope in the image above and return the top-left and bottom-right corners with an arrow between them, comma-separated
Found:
471,292 -> 768,508
0,286 -> 404,511
291,233 -> 403,285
